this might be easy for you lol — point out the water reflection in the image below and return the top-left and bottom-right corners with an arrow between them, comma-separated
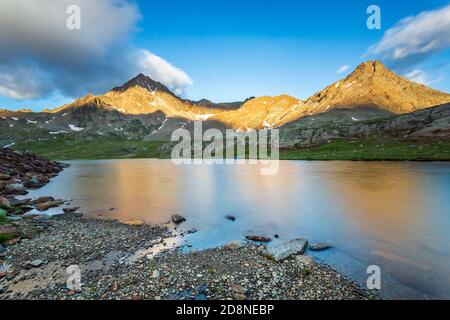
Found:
24,160 -> 450,299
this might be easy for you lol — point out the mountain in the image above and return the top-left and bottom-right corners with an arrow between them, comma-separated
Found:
43,61 -> 450,130
1,60 -> 450,149
243,61 -> 450,128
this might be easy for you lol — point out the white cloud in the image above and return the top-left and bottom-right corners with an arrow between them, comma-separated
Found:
0,0 -> 193,101
336,65 -> 349,74
404,69 -> 443,86
133,50 -> 193,95
367,5 -> 450,66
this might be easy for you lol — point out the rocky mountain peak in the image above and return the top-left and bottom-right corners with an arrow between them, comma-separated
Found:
111,73 -> 174,96
347,60 -> 391,81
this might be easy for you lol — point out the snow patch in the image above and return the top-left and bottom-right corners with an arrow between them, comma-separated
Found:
69,124 -> 84,132
351,117 -> 359,121
49,130 -> 68,135
3,142 -> 15,148
26,119 -> 38,124
148,118 -> 168,137
11,117 -> 18,121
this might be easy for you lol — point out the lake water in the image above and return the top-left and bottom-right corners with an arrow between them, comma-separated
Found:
24,159 -> 450,299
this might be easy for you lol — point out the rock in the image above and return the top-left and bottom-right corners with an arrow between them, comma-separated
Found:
8,216 -> 22,222
264,238 -> 308,262
245,235 -> 272,243
171,214 -> 186,224
35,200 -> 62,211
152,270 -> 160,279
230,284 -> 247,300
31,196 -> 55,205
0,244 -> 5,254
0,224 -> 18,236
5,183 -> 25,193
8,197 -> 31,206
122,219 -> 144,226
309,242 -> 333,251
224,240 -> 244,250
295,255 -> 313,265
0,208 -> 7,218
0,173 -> 12,180
63,207 -> 80,213
0,196 -> 11,208
225,215 -> 236,221
30,259 -> 43,267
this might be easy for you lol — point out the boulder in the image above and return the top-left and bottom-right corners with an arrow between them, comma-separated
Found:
0,197 -> 11,208
245,235 -> 272,243
0,173 -> 11,180
9,197 -> 31,206
171,214 -> 186,224
309,242 -> 333,251
264,238 -> 308,262
35,200 -> 62,211
30,196 -> 55,205
0,224 -> 19,237
5,183 -> 25,194
63,207 -> 80,213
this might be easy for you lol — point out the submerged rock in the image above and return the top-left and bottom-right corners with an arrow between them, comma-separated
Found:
224,240 -> 245,250
264,238 -> 308,262
245,235 -> 272,243
171,214 -> 186,224
225,215 -> 236,221
309,242 -> 333,251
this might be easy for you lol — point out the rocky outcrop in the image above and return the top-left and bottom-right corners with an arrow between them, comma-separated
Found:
280,103 -> 450,148
0,148 -> 65,196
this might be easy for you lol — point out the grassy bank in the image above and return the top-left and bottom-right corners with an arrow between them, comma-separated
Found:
14,136 -> 167,160
14,136 -> 450,161
280,137 -> 450,161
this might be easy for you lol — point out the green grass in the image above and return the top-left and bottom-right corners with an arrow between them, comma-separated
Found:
13,135 -> 450,161
14,136 -> 167,161
280,137 -> 450,161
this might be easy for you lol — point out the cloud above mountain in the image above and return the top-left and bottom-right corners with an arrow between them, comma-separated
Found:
367,4 -> 450,71
0,0 -> 192,100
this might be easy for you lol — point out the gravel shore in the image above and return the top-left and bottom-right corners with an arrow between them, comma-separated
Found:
0,213 -> 376,300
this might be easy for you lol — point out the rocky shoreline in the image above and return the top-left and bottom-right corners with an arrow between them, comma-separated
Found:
0,148 -> 377,300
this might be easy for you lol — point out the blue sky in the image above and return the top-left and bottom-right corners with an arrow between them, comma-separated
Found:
1,0 -> 449,111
